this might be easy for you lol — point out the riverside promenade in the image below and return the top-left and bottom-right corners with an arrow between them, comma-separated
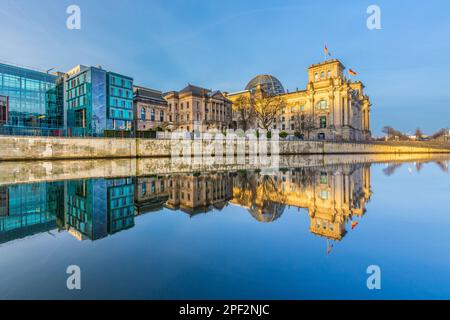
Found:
0,135 -> 449,161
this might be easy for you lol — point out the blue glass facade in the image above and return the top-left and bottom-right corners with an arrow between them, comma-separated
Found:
0,182 -> 65,244
66,66 -> 133,137
65,178 -> 134,240
0,63 -> 63,135
0,177 -> 135,244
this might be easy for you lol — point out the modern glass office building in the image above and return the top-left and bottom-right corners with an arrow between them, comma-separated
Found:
0,62 -> 63,135
66,65 -> 134,137
0,95 -> 7,125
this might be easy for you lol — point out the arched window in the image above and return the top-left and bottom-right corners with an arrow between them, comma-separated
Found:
320,71 -> 325,79
140,108 -> 146,120
316,100 -> 328,110
150,109 -> 155,121
314,73 -> 319,81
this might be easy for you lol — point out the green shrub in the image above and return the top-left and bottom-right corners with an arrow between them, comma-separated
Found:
279,131 -> 288,138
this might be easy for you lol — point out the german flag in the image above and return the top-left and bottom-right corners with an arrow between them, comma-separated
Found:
324,45 -> 331,57
349,69 -> 357,76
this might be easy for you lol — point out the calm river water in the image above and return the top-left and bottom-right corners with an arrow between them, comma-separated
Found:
0,155 -> 449,299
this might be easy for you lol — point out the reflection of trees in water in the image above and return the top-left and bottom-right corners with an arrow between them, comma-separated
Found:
234,171 -> 258,208
295,168 -> 315,192
384,160 -> 449,176
383,163 -> 403,176
434,161 -> 449,173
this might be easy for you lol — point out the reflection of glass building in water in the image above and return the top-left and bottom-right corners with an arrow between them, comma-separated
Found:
65,65 -> 134,137
0,62 -> 63,135
0,164 -> 372,247
245,74 -> 285,96
0,182 -> 65,244
65,178 -> 135,241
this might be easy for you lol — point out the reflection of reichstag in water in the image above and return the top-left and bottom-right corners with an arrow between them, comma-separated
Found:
0,159 -> 447,247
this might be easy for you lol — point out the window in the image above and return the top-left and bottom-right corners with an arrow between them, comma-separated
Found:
327,70 -> 332,78
314,73 -> 319,81
300,105 -> 305,112
320,172 -> 328,184
320,71 -> 325,79
150,109 -> 155,121
160,111 -> 164,122
319,190 -> 329,200
320,116 -> 327,128
318,132 -> 325,140
141,108 -> 146,120
316,100 -> 328,110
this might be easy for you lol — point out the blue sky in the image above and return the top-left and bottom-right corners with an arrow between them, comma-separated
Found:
0,0 -> 449,135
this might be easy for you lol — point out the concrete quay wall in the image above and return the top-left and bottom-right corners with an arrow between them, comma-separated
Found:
0,136 -> 449,161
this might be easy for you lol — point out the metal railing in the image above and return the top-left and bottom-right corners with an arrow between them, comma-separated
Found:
0,126 -> 448,147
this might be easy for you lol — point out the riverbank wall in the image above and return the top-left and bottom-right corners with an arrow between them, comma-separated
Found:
0,136 -> 449,161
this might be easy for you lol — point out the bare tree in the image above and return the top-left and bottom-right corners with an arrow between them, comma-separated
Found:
292,112 -> 316,139
233,95 -> 255,131
252,93 -> 286,131
430,128 -> 448,140
382,126 -> 408,141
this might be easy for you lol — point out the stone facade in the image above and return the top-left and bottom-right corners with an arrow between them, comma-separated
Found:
227,59 -> 372,141
0,136 -> 448,161
164,84 -> 233,132
133,86 -> 169,131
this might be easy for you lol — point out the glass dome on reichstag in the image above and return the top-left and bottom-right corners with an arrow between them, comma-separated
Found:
245,74 -> 285,96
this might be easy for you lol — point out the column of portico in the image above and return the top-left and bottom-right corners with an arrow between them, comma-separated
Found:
329,91 -> 335,128
343,96 -> 348,126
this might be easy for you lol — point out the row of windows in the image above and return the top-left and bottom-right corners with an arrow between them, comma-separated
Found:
1,74 -> 54,91
169,101 -> 229,112
109,86 -> 132,99
141,180 -> 165,196
141,108 -> 164,121
111,207 -> 134,219
67,84 -> 86,100
286,100 -> 328,113
110,196 -> 133,209
109,186 -> 133,198
66,73 -> 87,90
109,107 -> 133,120
290,105 -> 306,113
314,70 -> 332,81
110,75 -> 132,89
273,116 -> 327,130
68,96 -> 87,109
110,97 -> 133,109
